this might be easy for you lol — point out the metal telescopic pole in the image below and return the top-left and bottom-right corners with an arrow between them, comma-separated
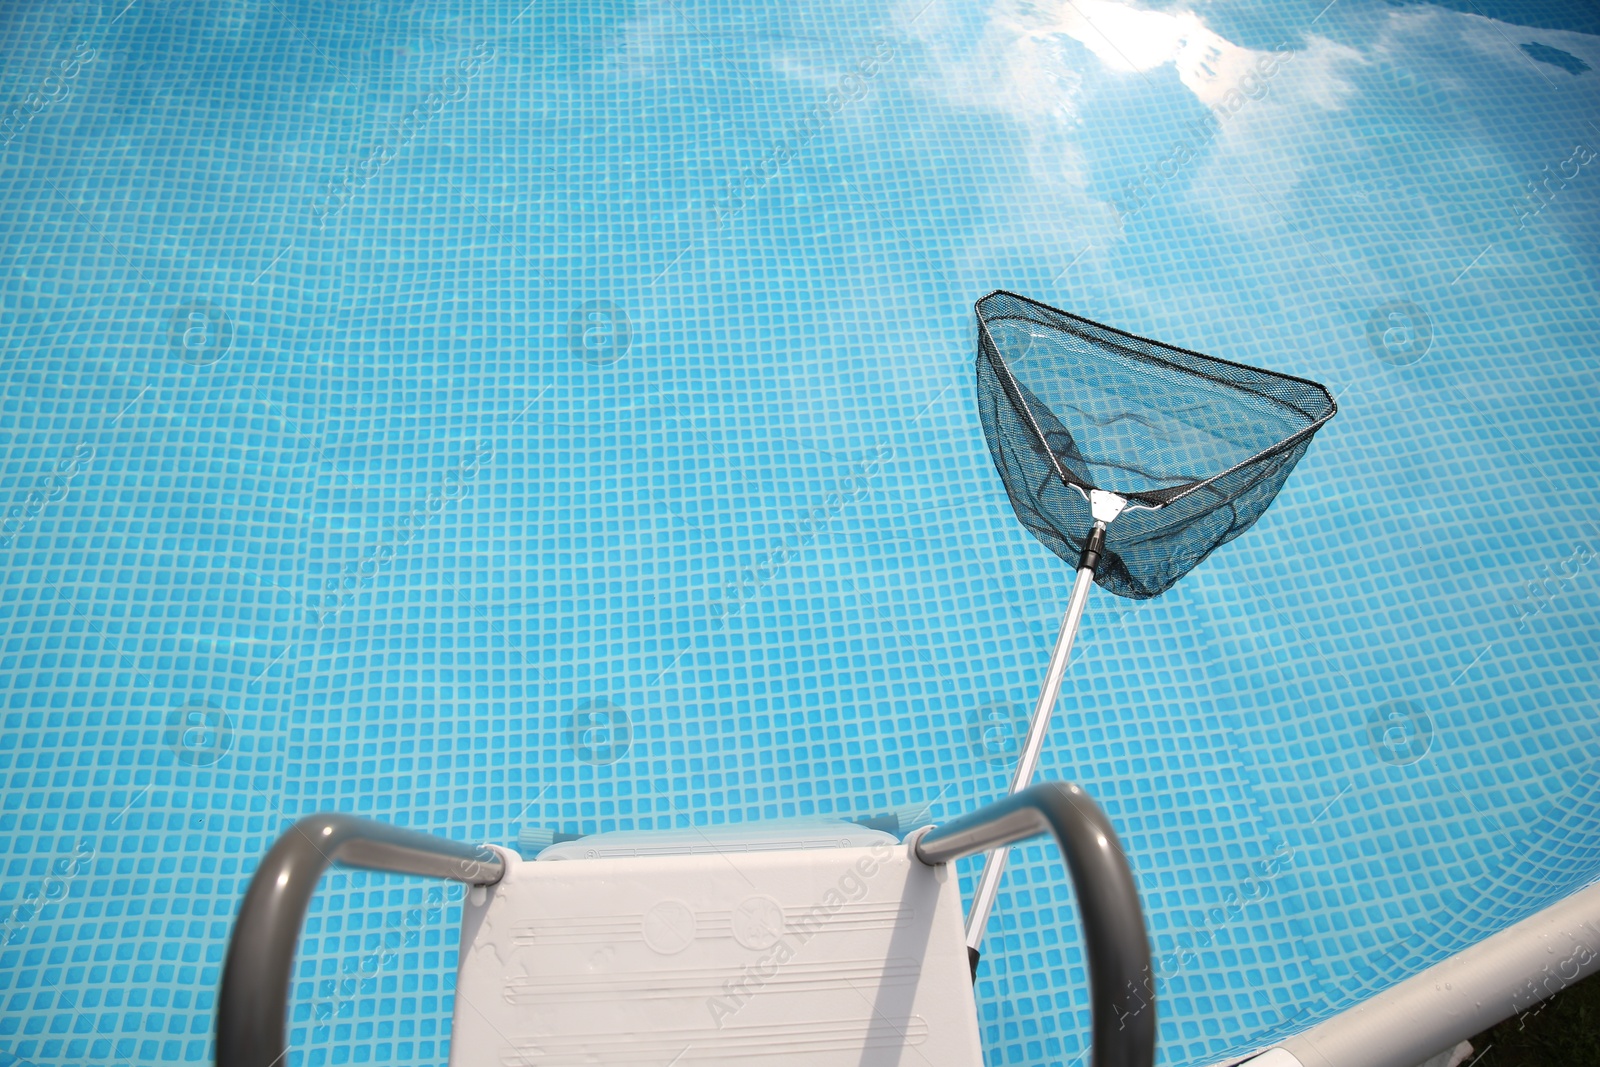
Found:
964,491 -> 1125,976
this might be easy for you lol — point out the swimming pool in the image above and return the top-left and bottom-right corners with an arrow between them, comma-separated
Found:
2,0 -> 1598,1064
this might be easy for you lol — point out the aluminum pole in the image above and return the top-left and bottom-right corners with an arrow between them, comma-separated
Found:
964,560 -> 1097,955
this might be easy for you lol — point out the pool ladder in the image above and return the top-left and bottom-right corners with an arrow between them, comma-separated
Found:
215,782 -> 1156,1067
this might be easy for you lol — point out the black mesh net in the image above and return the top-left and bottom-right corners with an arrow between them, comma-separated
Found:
975,291 -> 1337,600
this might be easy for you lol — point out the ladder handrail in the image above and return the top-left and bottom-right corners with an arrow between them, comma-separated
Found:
915,781 -> 1157,1067
215,814 -> 504,1067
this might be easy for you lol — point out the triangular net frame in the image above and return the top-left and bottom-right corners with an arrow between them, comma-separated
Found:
975,291 -> 1337,600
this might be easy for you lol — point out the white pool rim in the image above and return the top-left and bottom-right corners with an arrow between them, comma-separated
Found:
1211,877 -> 1600,1067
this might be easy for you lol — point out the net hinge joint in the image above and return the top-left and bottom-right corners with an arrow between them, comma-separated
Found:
1088,489 -> 1127,525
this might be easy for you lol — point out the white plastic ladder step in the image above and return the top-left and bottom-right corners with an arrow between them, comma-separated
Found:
449,834 -> 983,1066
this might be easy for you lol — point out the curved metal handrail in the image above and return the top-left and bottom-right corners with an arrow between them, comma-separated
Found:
215,814 -> 504,1067
916,781 -> 1157,1067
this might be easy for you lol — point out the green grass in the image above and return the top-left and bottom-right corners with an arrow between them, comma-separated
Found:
1468,968 -> 1600,1066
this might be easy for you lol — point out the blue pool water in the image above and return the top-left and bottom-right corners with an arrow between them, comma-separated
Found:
2,1 -> 1599,1064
